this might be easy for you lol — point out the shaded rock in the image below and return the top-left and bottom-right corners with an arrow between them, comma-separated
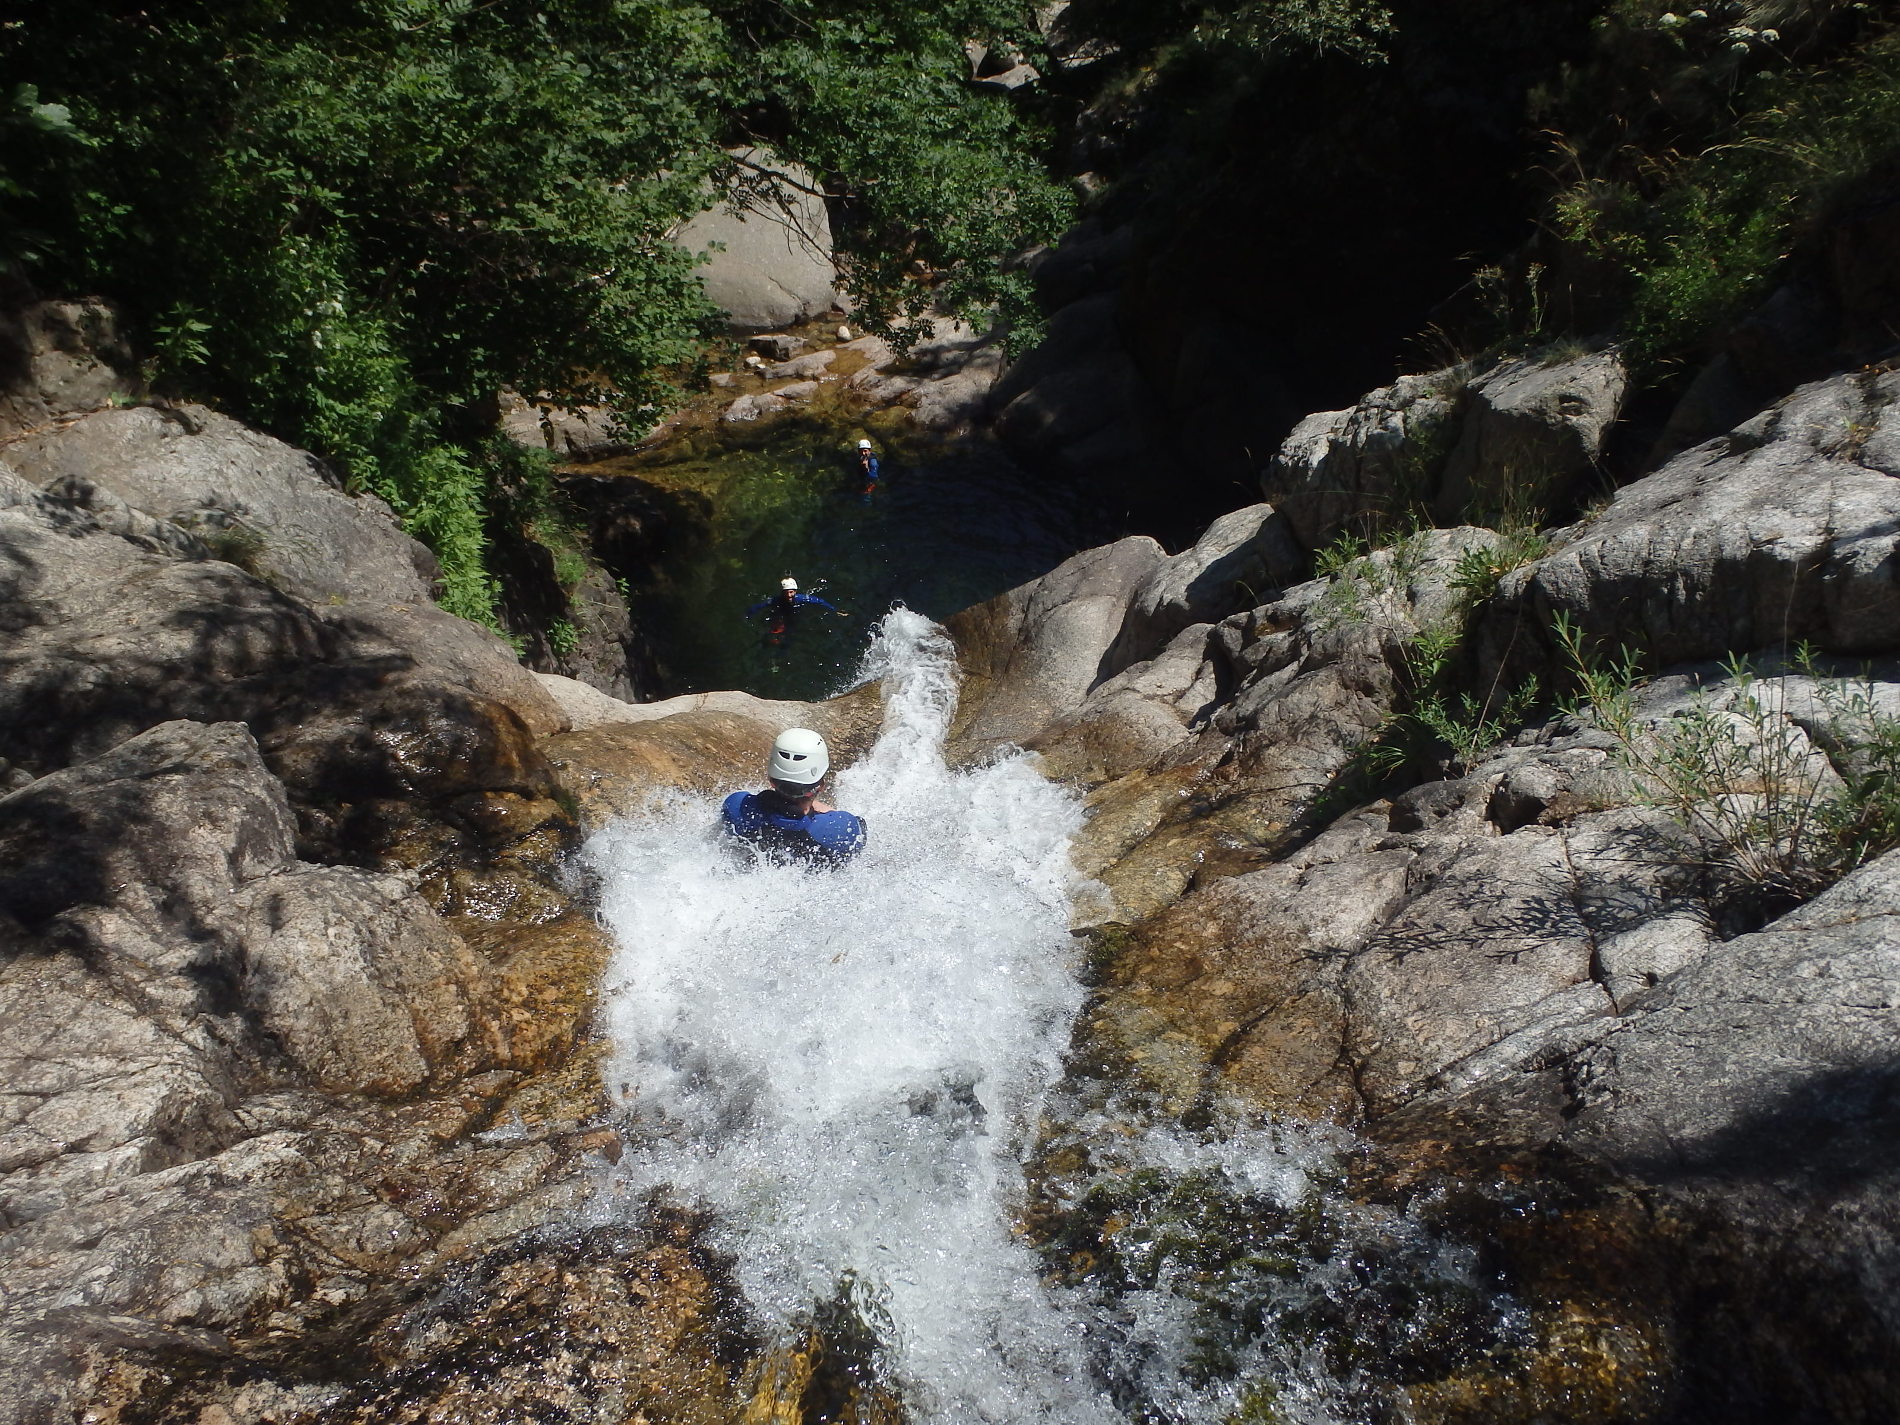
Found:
990,295 -> 1174,498
0,405 -> 561,736
671,148 -> 839,333
1263,366 -> 1470,550
0,716 -> 623,1425
1433,347 -> 1628,524
1026,218 -> 1135,311
0,296 -> 138,440
1513,849 -> 1900,1181
264,677 -> 572,890
0,475 -> 561,783
328,599 -> 565,738
849,320 -> 1007,434
750,333 -> 807,361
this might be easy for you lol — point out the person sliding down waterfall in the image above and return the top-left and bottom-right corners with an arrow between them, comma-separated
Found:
746,576 -> 847,647
720,728 -> 867,864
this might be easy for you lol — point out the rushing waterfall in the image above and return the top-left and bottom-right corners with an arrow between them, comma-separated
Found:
585,610 -> 1507,1423
588,608 -> 1117,1419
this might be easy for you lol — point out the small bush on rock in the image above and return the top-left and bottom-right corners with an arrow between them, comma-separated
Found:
1557,617 -> 1900,910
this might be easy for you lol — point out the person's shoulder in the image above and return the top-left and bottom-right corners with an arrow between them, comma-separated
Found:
720,789 -> 756,826
806,808 -> 866,852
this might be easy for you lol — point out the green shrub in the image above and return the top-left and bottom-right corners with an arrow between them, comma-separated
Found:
2,0 -> 1075,621
1344,531 -> 1550,782
1540,10 -> 1900,362
1557,618 -> 1900,905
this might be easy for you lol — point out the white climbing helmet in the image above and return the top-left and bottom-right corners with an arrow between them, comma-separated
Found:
857,438 -> 873,450
780,577 -> 798,591
770,727 -> 829,787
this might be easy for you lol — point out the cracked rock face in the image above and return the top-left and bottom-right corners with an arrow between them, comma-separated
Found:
1482,369 -> 1900,671
0,720 -> 566,1423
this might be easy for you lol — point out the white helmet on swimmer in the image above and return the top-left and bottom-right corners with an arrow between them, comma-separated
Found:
770,727 -> 829,787
780,577 -> 798,591
857,438 -> 873,450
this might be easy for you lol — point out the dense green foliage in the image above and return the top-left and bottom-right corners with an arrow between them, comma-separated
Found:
1,0 -> 1072,621
1531,0 -> 1900,363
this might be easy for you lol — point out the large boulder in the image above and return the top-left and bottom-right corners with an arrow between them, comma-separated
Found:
670,148 -> 839,333
946,534 -> 1167,756
1,403 -> 562,734
1264,366 -> 1470,549
1100,501 -> 1305,677
0,296 -> 138,440
1482,368 -> 1900,672
0,721 -> 499,1113
0,467 -> 561,781
3,403 -> 436,607
1432,347 -> 1628,524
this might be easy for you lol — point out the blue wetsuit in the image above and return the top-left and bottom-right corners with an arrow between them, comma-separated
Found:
746,589 -> 841,646
745,590 -> 840,618
721,790 -> 867,864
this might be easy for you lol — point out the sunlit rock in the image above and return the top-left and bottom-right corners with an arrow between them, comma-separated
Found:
671,147 -> 840,334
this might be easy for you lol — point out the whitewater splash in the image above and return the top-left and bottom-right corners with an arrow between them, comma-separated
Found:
587,609 -> 1117,1420
583,610 -> 1484,1423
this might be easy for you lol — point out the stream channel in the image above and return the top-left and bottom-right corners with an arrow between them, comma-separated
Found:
580,612 -> 1528,1423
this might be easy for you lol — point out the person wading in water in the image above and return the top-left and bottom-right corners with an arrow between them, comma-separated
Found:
855,438 -> 881,502
720,727 -> 867,864
745,576 -> 847,646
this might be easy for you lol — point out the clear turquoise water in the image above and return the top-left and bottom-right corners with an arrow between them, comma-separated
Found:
621,434 -> 1126,701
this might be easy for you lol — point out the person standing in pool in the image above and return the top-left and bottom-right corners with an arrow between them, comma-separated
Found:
745,576 -> 847,646
854,438 -> 881,501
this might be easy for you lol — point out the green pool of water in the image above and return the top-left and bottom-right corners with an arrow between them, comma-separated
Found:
605,433 -> 1127,702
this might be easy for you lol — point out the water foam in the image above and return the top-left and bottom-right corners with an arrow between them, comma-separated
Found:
585,609 -> 1484,1423
588,609 -> 1117,1419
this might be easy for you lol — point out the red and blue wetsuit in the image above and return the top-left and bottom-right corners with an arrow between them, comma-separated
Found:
746,589 -> 841,643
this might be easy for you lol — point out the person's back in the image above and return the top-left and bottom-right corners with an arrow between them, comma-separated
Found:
721,787 -> 866,864
719,727 -> 866,864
